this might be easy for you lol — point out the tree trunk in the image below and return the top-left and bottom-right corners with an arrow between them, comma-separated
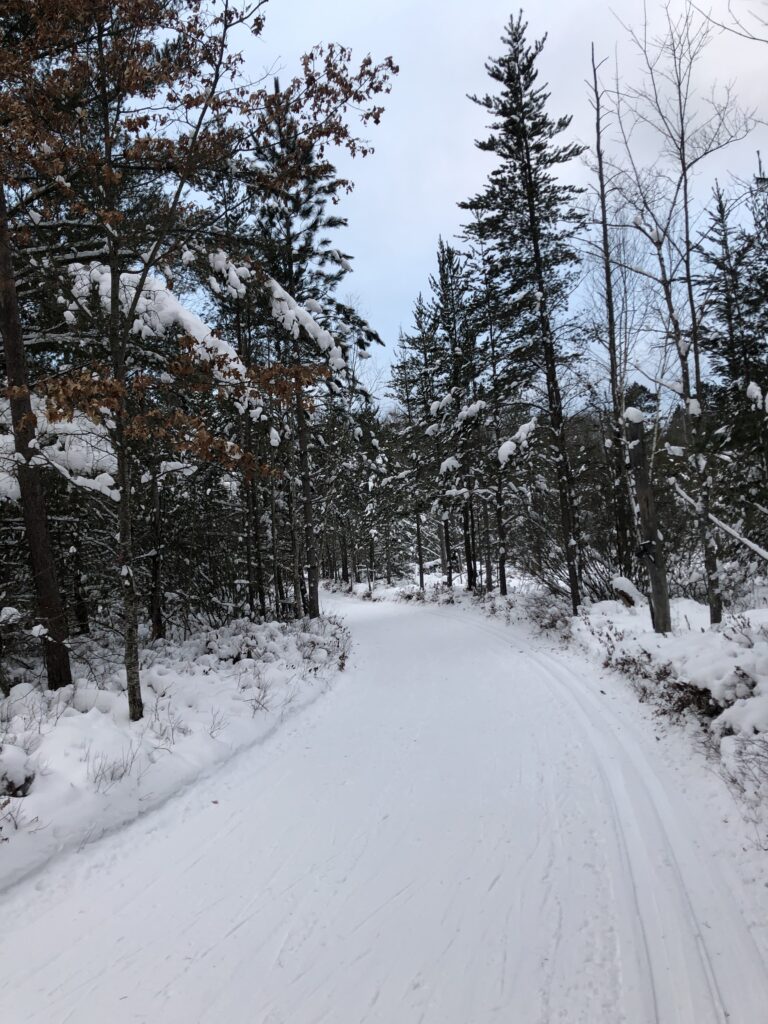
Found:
251,480 -> 267,618
438,519 -> 447,576
352,530 -> 361,585
415,515 -> 425,590
269,482 -> 285,618
294,377 -> 320,618
444,519 -> 453,587
244,487 -> 256,617
625,416 -> 672,634
462,504 -> 475,591
106,236 -> 143,721
482,503 -> 493,591
340,527 -> 350,585
117,445 -> 143,720
520,129 -> 581,614
0,184 -> 72,689
469,499 -> 479,588
495,486 -> 508,596
287,483 -> 303,618
149,470 -> 164,640
591,46 -> 633,579
71,539 -> 90,636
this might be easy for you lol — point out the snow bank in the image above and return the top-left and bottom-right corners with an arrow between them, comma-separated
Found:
574,599 -> 768,725
0,616 -> 348,891
573,598 -> 768,811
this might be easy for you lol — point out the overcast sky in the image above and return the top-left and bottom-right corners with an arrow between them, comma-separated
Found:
249,1 -> 767,384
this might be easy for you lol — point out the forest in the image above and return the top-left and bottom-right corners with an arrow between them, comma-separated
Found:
0,0 -> 767,713
4,2 -> 768,1019
3,0 -> 767,716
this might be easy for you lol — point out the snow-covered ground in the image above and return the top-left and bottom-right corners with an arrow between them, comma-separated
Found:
2,592 -> 768,1023
0,616 -> 347,891
361,575 -> 768,824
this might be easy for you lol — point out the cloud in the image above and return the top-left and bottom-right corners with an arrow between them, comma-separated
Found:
247,0 -> 768,380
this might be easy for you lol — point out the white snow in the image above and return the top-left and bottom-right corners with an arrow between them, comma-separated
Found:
623,406 -> 645,424
1,594 -> 768,1023
499,416 -> 537,465
498,439 -> 517,465
611,575 -> 647,606
456,399 -> 486,422
746,381 -> 763,407
574,595 -> 768,785
266,278 -> 347,371
0,396 -> 117,502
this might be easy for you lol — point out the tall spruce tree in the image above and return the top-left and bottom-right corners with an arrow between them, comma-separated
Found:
463,12 -> 586,612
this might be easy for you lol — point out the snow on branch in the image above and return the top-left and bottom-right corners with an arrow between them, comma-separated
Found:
266,277 -> 347,372
498,417 -> 537,466
0,398 -> 117,502
671,478 -> 768,563
623,407 -> 645,424
69,263 -> 250,384
746,381 -> 768,413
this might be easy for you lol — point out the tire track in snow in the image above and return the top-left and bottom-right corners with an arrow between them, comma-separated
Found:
425,601 -> 767,1023
2,596 -> 767,1024
528,645 -> 768,1023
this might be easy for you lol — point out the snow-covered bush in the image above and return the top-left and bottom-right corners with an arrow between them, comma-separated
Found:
0,615 -> 348,890
0,743 -> 35,798
519,589 -> 572,636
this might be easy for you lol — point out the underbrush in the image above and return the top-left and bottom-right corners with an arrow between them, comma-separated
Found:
577,616 -> 722,721
326,574 -> 572,634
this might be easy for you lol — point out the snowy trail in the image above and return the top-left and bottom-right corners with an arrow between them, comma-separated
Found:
3,595 -> 768,1024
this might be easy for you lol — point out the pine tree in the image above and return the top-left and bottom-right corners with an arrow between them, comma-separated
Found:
463,13 -> 586,612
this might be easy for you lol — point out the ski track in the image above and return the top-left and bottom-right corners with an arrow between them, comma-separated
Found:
2,594 -> 768,1023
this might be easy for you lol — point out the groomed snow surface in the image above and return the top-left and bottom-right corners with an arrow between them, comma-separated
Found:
3,592 -> 768,1023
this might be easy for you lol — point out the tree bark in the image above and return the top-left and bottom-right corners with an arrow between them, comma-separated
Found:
625,416 -> 672,634
251,479 -> 267,618
444,519 -> 453,587
340,527 -> 350,585
149,470 -> 164,640
294,375 -> 320,618
591,46 -> 633,579
438,519 -> 447,577
519,128 -> 582,614
415,515 -> 425,590
482,503 -> 493,591
117,444 -> 143,720
462,504 -> 475,591
495,486 -> 508,596
0,185 -> 72,689
269,482 -> 285,618
71,542 -> 90,636
287,482 -> 303,618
